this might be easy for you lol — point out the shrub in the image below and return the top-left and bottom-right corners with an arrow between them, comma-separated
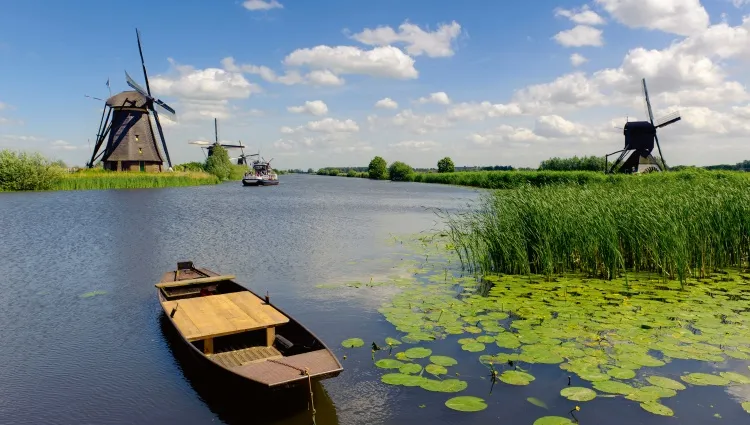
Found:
0,149 -> 65,191
368,156 -> 388,180
204,145 -> 232,180
388,161 -> 414,181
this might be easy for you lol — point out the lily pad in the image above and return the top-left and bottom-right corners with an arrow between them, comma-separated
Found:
341,338 -> 364,348
420,378 -> 467,393
476,335 -> 496,343
681,373 -> 731,386
640,401 -> 674,416
381,373 -> 426,386
560,387 -> 596,402
444,396 -> 487,412
385,337 -> 402,346
742,401 -> 750,413
533,416 -> 573,425
499,370 -> 535,386
461,342 -> 485,352
399,363 -> 423,374
375,359 -> 404,369
720,371 -> 750,384
607,368 -> 636,379
592,380 -> 635,395
426,364 -> 448,375
527,397 -> 548,409
430,355 -> 458,367
404,347 -> 432,359
647,376 -> 686,391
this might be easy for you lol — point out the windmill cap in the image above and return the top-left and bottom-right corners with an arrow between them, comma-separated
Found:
106,90 -> 149,109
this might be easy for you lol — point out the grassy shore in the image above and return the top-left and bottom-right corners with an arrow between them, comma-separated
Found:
443,170 -> 750,284
52,169 -> 219,191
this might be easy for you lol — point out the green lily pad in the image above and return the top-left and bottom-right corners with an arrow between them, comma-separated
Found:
592,380 -> 635,395
425,364 -> 448,375
464,326 -> 482,334
681,373 -> 731,386
720,371 -> 750,384
476,335 -> 495,343
527,397 -> 548,409
420,378 -> 467,393
375,359 -> 404,369
576,371 -> 610,382
395,352 -> 409,361
560,387 -> 596,402
607,368 -> 636,379
724,350 -> 750,360
646,376 -> 686,391
430,355 -> 458,367
385,337 -> 402,346
341,338 -> 364,348
640,401 -> 674,416
444,396 -> 487,412
381,373 -> 426,386
461,342 -> 485,352
499,370 -> 535,385
533,416 -> 573,425
399,363 -> 423,374
742,401 -> 750,413
404,347 -> 432,359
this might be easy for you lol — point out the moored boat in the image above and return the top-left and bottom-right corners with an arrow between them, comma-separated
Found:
242,156 -> 279,187
156,261 -> 343,389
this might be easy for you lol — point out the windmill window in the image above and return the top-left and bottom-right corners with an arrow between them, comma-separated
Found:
138,148 -> 143,154
135,134 -> 139,142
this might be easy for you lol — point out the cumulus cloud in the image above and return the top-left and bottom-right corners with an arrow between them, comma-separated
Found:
50,140 -> 77,151
375,98 -> 398,109
369,109 -> 451,134
553,25 -> 604,47
350,20 -> 462,57
570,53 -> 588,66
416,92 -> 451,105
554,5 -> 606,25
446,102 -> 523,121
221,57 -> 344,86
151,59 -> 259,101
283,45 -> 418,79
242,0 -> 283,11
594,0 -> 709,36
283,118 -> 360,134
388,140 -> 439,151
287,100 -> 329,116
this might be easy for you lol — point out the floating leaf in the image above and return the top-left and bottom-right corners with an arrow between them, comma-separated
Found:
430,355 -> 458,367
527,397 -> 548,409
499,370 -> 535,386
592,380 -> 635,395
381,373 -> 426,386
607,368 -> 636,380
385,337 -> 402,346
533,416 -> 573,425
80,290 -> 107,298
375,359 -> 404,369
476,335 -> 495,343
395,352 -> 409,361
341,338 -> 364,348
399,363 -> 423,374
420,378 -> 467,393
720,371 -> 750,384
426,364 -> 448,375
445,396 -> 487,412
640,402 -> 674,416
681,373 -> 731,386
741,401 -> 750,413
646,376 -> 686,391
461,342 -> 485,352
560,387 -> 596,402
404,347 -> 432,359
464,326 -> 482,334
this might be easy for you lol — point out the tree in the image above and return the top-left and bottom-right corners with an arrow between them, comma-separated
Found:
437,157 -> 455,173
368,156 -> 388,180
204,145 -> 232,180
388,161 -> 414,181
307,168 -> 314,174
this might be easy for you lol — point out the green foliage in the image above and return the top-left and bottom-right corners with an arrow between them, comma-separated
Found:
437,156 -> 455,173
388,161 -> 414,181
0,149 -> 65,191
204,145 -> 232,180
368,156 -> 388,180
307,168 -> 314,174
539,155 -> 606,172
444,170 -> 750,282
346,169 -> 357,177
228,165 -> 248,180
173,161 -> 205,172
52,169 -> 219,190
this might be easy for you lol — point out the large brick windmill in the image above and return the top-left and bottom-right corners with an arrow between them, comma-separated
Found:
605,78 -> 681,174
87,29 -> 176,172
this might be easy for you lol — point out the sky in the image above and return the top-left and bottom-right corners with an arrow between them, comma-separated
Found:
1,0 -> 750,169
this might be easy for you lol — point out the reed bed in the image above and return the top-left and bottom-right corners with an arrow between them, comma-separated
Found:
410,170 -> 621,189
53,170 -> 219,191
443,171 -> 750,283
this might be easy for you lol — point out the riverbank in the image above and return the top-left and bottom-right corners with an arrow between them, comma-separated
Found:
51,169 -> 220,191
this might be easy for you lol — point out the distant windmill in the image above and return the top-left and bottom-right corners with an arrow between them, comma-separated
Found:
188,118 -> 248,163
87,28 -> 176,171
605,78 -> 681,174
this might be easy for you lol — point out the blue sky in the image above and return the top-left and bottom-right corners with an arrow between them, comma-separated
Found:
1,0 -> 750,169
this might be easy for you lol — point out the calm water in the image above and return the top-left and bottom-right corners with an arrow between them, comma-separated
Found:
0,175 -> 480,425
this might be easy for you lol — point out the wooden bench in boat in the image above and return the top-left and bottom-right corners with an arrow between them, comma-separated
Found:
160,291 -> 289,354
210,346 -> 283,368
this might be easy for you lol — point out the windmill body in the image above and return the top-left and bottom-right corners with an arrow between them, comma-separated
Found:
87,29 -> 175,171
189,118 -> 246,164
606,78 -> 681,174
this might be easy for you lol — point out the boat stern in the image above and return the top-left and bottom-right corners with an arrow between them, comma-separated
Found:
234,349 -> 343,388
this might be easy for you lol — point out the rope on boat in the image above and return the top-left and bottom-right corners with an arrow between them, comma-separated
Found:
267,359 -> 316,424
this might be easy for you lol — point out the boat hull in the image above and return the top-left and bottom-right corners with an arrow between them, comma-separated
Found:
156,263 -> 343,390
259,179 -> 279,186
242,178 -> 260,186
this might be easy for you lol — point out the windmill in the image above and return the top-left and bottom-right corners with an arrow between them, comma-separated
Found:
605,78 -> 681,174
188,118 -> 248,164
86,28 -> 176,171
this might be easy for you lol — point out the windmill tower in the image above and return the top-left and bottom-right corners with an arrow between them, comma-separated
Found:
87,29 -> 176,172
605,78 -> 681,174
188,118 -> 248,163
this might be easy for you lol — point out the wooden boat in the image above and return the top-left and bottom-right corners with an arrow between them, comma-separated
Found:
156,261 -> 343,389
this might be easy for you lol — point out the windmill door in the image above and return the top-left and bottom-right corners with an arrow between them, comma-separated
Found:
139,161 -> 145,172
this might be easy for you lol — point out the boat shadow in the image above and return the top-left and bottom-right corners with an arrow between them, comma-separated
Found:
158,315 -> 340,425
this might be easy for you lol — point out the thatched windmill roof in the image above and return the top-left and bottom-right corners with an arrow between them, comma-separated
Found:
106,90 -> 149,109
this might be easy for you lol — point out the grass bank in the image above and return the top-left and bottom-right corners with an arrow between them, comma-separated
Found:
443,170 -> 750,283
52,169 -> 219,191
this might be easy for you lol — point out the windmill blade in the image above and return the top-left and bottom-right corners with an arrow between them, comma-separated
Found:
653,132 -> 668,171
655,111 -> 681,128
642,78 -> 655,125
188,140 -> 212,146
219,143 -> 246,149
152,108 -> 173,169
152,97 -> 176,120
125,70 -> 176,120
125,70 -> 150,99
135,28 -> 152,95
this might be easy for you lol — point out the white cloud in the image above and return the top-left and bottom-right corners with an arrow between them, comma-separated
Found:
469,125 -> 546,146
50,140 -> 77,151
287,100 -> 329,116
553,25 -> 604,47
375,98 -> 398,109
446,101 -> 523,121
554,5 -> 606,25
284,45 -> 418,79
0,101 -> 7,111
388,140 -> 439,152
594,0 -> 709,36
416,92 -> 451,105
350,20 -> 462,57
570,53 -> 588,66
306,118 -> 359,133
242,0 -> 283,11
306,69 -> 345,86
733,0 -> 750,7
370,109 -> 451,134
534,115 -> 590,138
220,57 -> 344,86
152,59 -> 259,101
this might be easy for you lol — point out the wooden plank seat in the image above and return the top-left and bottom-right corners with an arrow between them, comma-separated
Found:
210,346 -> 283,368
